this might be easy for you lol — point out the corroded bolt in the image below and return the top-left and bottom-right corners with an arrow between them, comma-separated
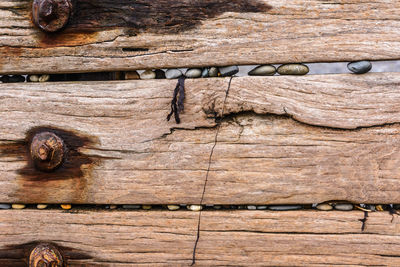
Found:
29,243 -> 64,267
32,0 -> 72,32
30,132 -> 65,172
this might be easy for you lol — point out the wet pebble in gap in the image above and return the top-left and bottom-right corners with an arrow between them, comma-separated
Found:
268,205 -> 302,211
347,61 -> 372,74
12,204 -> 26,209
257,205 -> 268,210
28,75 -> 40,82
105,205 -> 118,209
39,74 -> 50,82
316,203 -> 333,211
124,71 -> 140,80
219,66 -> 239,77
167,205 -> 180,211
201,68 -> 209,78
277,64 -> 309,75
142,205 -> 152,210
140,70 -> 156,79
0,204 -> 11,209
208,67 -> 220,77
248,65 -> 276,76
36,204 -> 48,210
187,205 -> 203,211
213,205 -> 222,210
247,205 -> 257,210
334,203 -> 353,211
185,68 -> 202,78
61,204 -> 72,210
166,69 -> 183,79
122,205 -> 140,209
155,69 -> 166,79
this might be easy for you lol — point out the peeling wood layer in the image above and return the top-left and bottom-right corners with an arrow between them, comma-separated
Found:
1,0 -> 400,73
1,74 -> 400,204
0,210 -> 399,266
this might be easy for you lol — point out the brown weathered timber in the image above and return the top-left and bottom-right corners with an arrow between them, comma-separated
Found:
2,74 -> 400,204
1,0 -> 400,73
0,210 -> 399,266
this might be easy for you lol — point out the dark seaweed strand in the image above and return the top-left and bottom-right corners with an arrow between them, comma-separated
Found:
167,76 -> 185,124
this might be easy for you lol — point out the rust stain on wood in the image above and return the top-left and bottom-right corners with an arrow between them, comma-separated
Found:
0,241 -> 92,267
0,127 -> 102,203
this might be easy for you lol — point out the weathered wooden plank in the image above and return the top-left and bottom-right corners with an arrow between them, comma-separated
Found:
1,73 -> 400,204
0,210 -> 399,266
1,0 -> 400,73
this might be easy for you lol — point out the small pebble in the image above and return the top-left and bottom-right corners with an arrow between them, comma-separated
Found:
257,205 -> 268,210
247,205 -> 257,210
167,205 -> 180,211
124,71 -> 140,80
155,69 -> 166,79
347,61 -> 372,74
12,204 -> 26,209
105,205 -> 118,209
248,65 -> 276,76
376,205 -> 384,211
185,68 -> 202,78
39,74 -> 50,82
28,75 -> 40,82
316,203 -> 333,211
36,204 -> 48,210
277,64 -> 309,75
201,68 -> 209,78
237,205 -> 246,210
0,204 -> 11,209
213,205 -> 222,209
334,203 -> 353,211
219,66 -> 239,77
140,70 -> 156,80
268,205 -> 302,211
187,205 -> 203,211
165,69 -> 183,79
122,204 -> 140,209
208,67 -> 220,77
142,205 -> 152,210
61,204 -> 72,210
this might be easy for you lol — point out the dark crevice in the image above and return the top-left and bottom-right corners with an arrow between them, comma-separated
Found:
191,76 -> 234,266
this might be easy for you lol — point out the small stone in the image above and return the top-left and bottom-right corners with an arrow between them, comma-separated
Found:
124,71 -> 140,80
208,67 -> 220,77
142,205 -> 152,210
105,205 -> 118,209
0,204 -> 11,209
39,74 -> 50,82
12,204 -> 26,209
277,64 -> 309,75
165,69 -> 183,79
219,66 -> 239,77
248,65 -> 276,76
376,205 -> 384,211
247,205 -> 257,210
36,204 -> 48,210
155,69 -> 166,79
201,68 -> 209,78
187,205 -> 203,211
61,204 -> 72,210
316,203 -> 333,211
347,61 -> 372,74
237,205 -> 246,209
122,204 -> 140,209
167,205 -> 180,211
185,68 -> 202,78
334,203 -> 353,211
140,70 -> 156,80
28,75 -> 40,82
213,205 -> 222,209
9,75 -> 25,83
268,205 -> 302,211
257,205 -> 268,210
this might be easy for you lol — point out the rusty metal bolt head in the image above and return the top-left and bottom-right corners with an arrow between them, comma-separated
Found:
32,0 -> 72,32
30,132 -> 65,172
29,243 -> 64,267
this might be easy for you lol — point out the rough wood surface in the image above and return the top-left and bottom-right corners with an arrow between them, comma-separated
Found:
0,210 -> 399,266
2,73 -> 400,204
1,0 -> 400,73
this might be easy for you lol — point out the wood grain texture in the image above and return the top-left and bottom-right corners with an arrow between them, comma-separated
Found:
1,0 -> 400,73
1,73 -> 400,204
0,210 -> 400,266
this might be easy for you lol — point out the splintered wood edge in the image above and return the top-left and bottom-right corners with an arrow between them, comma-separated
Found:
2,73 -> 400,204
1,0 -> 400,73
0,210 -> 399,266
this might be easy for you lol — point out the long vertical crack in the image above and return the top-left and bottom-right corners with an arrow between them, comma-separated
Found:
191,76 -> 234,265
